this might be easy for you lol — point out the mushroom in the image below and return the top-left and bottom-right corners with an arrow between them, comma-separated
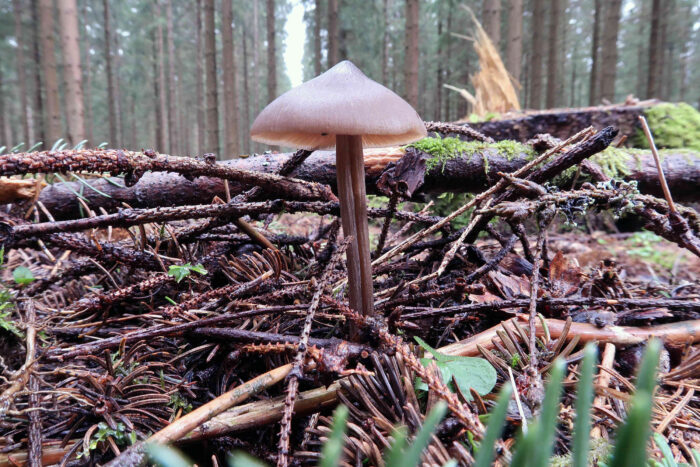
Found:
250,60 -> 426,317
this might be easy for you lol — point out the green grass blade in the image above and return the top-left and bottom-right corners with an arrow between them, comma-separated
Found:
401,401 -> 447,467
475,383 -> 513,467
610,341 -> 660,467
652,432 -> 677,467
635,339 -> 661,395
609,390 -> 654,467
510,428 -> 536,467
573,343 -> 598,467
320,404 -> 349,467
384,426 -> 409,467
531,358 -> 566,467
11,143 -> 25,152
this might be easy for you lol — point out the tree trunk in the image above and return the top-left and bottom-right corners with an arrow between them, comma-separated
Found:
444,4 -> 452,120
381,0 -> 390,85
81,0 -> 93,145
30,0 -> 45,147
546,0 -> 562,109
195,0 -> 205,155
435,3 -> 443,121
222,0 -> 239,158
26,145 -> 700,221
204,0 -> 220,156
152,33 -> 163,151
242,26 -> 251,154
599,0 -> 622,103
404,0 -> 419,108
658,0 -> 673,101
528,0 -> 545,109
12,0 -> 31,144
56,0 -> 85,145
647,0 -> 661,99
505,0 -> 522,85
38,0 -> 62,145
154,0 -> 168,152
114,35 -> 124,147
0,70 -> 6,147
166,0 -> 177,154
482,0 -> 501,49
328,0 -> 339,66
266,0 -> 277,103
588,0 -> 601,105
103,0 -> 117,146
314,0 -> 322,75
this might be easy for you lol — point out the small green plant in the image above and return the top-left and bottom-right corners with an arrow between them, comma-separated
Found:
12,266 -> 35,285
167,263 -> 208,283
78,422 -> 136,459
414,337 -> 497,400
626,231 -> 679,270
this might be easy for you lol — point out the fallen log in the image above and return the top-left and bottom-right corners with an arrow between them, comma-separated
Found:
463,100 -> 687,143
8,144 -> 700,220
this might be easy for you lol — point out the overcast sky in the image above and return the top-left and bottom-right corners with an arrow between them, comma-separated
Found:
284,0 -> 306,87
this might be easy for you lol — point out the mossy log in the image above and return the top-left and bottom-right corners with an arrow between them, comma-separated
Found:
24,145 -> 700,220
466,101 -> 700,150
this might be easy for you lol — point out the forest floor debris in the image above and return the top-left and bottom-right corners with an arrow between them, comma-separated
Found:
0,123 -> 699,466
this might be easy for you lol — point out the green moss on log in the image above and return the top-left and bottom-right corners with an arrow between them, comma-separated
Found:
409,136 -> 534,174
634,103 -> 700,151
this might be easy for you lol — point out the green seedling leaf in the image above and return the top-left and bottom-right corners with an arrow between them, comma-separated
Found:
415,337 -> 497,400
12,266 -> 35,285
167,263 -> 208,283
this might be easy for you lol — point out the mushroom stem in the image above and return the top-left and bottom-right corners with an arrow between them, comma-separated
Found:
335,134 -> 374,317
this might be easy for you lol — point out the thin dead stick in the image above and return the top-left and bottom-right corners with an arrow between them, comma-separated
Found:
372,127 -> 593,267
184,382 -> 342,441
278,243 -> 347,467
0,440 -> 81,467
435,198 -> 493,277
590,342 -> 616,438
439,316 -> 700,357
104,363 -> 294,467
639,116 -> 677,213
528,226 -> 546,369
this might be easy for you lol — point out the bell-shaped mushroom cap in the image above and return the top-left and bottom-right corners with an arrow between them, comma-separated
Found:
250,61 -> 427,150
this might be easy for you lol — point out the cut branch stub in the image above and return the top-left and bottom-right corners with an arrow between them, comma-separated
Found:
251,60 -> 426,318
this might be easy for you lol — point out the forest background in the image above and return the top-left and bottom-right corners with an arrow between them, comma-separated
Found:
0,0 -> 698,159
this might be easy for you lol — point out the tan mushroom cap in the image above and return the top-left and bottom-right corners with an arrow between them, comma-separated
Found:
250,60 -> 427,150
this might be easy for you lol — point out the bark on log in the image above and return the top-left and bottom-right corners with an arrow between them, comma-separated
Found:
17,145 -> 700,220
465,101 -> 658,142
